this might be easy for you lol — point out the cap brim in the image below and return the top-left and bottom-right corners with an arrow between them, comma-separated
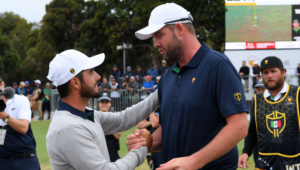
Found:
84,53 -> 105,70
98,97 -> 111,102
255,85 -> 265,88
135,24 -> 165,40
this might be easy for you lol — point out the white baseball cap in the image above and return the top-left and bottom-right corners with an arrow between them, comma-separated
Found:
34,80 -> 41,85
135,3 -> 193,40
253,61 -> 259,65
47,49 -> 105,86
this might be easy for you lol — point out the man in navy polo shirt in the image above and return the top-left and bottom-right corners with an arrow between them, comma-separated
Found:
128,3 -> 249,170
0,79 -> 40,170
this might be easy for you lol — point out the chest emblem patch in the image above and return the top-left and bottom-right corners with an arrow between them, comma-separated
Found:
192,78 -> 196,83
266,111 -> 286,138
284,96 -> 295,105
234,92 -> 242,101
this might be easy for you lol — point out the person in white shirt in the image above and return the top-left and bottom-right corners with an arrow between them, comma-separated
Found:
0,79 -> 40,170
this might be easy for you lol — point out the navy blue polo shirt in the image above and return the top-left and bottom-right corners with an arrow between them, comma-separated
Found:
158,43 -> 248,170
57,100 -> 95,122
0,125 -> 36,157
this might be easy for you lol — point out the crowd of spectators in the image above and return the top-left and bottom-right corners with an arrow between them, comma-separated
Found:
94,60 -> 170,111
11,80 -> 56,121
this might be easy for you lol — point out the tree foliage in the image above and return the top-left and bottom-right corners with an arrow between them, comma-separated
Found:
0,0 -> 226,85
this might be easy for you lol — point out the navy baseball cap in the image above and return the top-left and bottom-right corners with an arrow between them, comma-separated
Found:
98,93 -> 111,102
260,56 -> 283,72
127,66 -> 131,69
113,64 -> 117,67
255,81 -> 265,88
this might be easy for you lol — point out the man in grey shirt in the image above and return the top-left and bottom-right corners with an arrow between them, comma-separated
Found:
46,49 -> 159,170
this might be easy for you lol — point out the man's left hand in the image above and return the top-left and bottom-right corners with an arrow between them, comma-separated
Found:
157,157 -> 198,170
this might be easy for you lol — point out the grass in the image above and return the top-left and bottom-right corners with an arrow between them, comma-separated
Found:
32,121 -> 254,170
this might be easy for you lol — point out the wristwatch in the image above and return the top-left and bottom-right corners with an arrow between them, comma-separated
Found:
3,114 -> 9,123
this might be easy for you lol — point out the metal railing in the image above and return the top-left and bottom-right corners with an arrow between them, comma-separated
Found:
50,76 -> 300,113
50,89 -> 153,112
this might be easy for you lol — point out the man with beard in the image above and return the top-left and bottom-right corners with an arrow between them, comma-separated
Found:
127,3 -> 249,170
238,56 -> 300,170
46,49 -> 159,170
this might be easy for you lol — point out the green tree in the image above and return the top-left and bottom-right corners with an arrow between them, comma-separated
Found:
0,12 -> 32,84
173,0 -> 226,51
41,0 -> 85,52
0,28 -> 20,82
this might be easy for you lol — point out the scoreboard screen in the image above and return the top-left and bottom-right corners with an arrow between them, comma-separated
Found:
225,0 -> 300,50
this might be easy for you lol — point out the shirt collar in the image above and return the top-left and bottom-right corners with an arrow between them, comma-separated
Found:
57,100 -> 94,122
264,82 -> 288,101
172,42 -> 210,73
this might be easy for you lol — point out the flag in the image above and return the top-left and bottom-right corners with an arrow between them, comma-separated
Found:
271,120 -> 281,128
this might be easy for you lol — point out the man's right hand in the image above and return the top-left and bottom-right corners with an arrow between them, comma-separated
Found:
141,129 -> 153,150
238,153 -> 249,169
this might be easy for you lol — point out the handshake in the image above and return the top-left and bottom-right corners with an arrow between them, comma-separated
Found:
126,129 -> 153,152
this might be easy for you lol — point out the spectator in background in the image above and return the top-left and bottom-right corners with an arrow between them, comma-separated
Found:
153,76 -> 161,91
110,65 -> 121,81
42,82 -> 52,120
250,61 -> 260,89
51,83 -> 56,90
239,61 -> 250,92
13,82 -> 18,94
25,81 -> 33,95
97,93 -> 122,162
29,80 -> 44,120
97,81 -> 102,92
142,75 -> 154,93
296,63 -> 300,86
16,81 -> 27,96
158,60 -> 169,76
128,76 -> 138,91
147,64 -> 158,83
101,77 -> 111,92
110,78 -> 121,111
128,76 -> 139,104
122,79 -> 128,89
255,74 -> 262,84
25,80 -> 34,120
124,66 -> 133,82
134,65 -> 144,88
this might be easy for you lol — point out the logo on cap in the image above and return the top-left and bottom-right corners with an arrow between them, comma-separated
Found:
70,68 -> 75,74
234,92 -> 242,101
265,60 -> 268,64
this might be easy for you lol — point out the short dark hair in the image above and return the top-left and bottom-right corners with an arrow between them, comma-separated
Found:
166,23 -> 195,35
57,71 -> 84,99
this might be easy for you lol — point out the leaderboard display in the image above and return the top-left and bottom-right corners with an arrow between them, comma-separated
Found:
225,0 -> 300,50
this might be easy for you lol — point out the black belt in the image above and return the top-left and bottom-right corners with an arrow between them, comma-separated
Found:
0,150 -> 36,160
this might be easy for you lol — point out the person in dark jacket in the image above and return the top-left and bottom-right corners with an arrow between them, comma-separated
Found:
124,66 -> 133,82
134,65 -> 145,88
239,61 -> 250,92
158,60 -> 169,76
250,61 -> 261,89
97,93 -> 122,162
110,65 -> 121,81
